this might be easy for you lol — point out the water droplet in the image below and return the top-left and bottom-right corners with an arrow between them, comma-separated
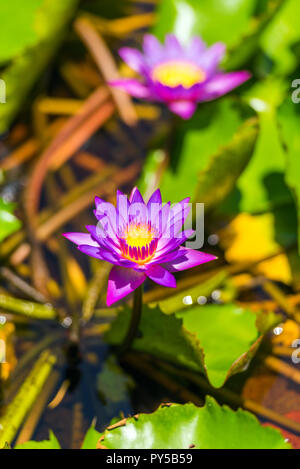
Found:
273,326 -> 283,336
207,234 -> 219,246
197,296 -> 207,305
211,290 -> 221,301
183,295 -> 193,306
0,316 -> 6,325
62,317 -> 72,328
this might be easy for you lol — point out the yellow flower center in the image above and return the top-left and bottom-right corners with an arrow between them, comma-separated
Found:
152,60 -> 206,88
119,222 -> 158,264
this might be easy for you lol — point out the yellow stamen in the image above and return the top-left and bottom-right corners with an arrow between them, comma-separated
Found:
152,60 -> 206,88
124,223 -> 154,248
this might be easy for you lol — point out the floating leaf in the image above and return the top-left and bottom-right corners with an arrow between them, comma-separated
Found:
220,79 -> 291,215
278,100 -> 300,253
105,303 -> 280,388
0,198 -> 21,243
194,117 -> 258,209
152,0 -> 256,47
156,270 -> 228,314
261,0 -> 300,75
0,0 -> 44,65
140,98 -> 251,202
98,396 -> 290,449
15,431 -> 61,450
81,426 -> 101,450
0,0 -> 79,133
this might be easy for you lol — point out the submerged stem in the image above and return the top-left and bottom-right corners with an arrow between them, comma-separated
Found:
119,285 -> 143,355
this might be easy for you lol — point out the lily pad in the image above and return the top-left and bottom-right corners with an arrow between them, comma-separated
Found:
220,78 -> 292,215
15,431 -> 61,449
278,100 -> 300,253
140,98 -> 254,202
0,0 -> 79,133
98,396 -> 290,449
0,0 -> 43,65
105,303 -> 280,388
152,0 -> 256,47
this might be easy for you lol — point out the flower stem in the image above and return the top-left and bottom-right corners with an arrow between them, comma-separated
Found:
120,285 -> 143,355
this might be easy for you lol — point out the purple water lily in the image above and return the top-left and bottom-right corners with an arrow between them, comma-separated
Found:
109,34 -> 251,119
64,188 -> 216,306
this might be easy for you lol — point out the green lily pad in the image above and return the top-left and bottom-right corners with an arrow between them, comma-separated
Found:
105,303 -> 280,388
15,431 -> 61,449
152,0 -> 256,47
0,0 -> 79,133
140,98 -> 253,203
194,117 -> 258,209
98,396 -> 290,449
81,426 -> 101,450
0,0 -> 43,65
261,0 -> 300,75
278,100 -> 300,253
0,198 -> 21,243
220,79 -> 292,215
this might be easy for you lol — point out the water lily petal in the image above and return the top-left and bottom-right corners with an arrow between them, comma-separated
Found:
162,247 -> 217,272
119,47 -> 146,73
199,71 -> 251,102
168,100 -> 197,119
63,232 -> 99,247
199,42 -> 226,74
146,264 -> 176,288
109,79 -> 151,98
107,265 -> 146,306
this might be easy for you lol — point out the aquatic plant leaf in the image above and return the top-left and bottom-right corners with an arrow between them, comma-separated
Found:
98,396 -> 290,449
15,431 -> 61,449
140,98 -> 250,202
194,117 -> 258,209
0,198 -> 21,243
105,303 -> 280,388
81,426 -> 101,450
0,0 -> 44,65
220,79 -> 291,215
278,101 -> 300,254
152,0 -> 256,47
0,0 -> 79,133
261,0 -> 300,75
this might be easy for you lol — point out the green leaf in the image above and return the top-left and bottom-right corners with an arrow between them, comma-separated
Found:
0,0 -> 44,65
261,0 -> 300,75
105,303 -> 280,388
15,431 -> 61,449
0,0 -> 79,133
141,98 -> 250,202
156,270 -> 228,314
98,396 -> 290,449
0,198 -> 21,243
194,117 -> 258,209
220,78 -> 292,215
97,356 -> 134,404
278,100 -> 300,253
152,0 -> 256,47
81,426 -> 101,450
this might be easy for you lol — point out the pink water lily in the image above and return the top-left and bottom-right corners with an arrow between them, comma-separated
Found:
64,188 -> 216,306
109,34 -> 251,119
